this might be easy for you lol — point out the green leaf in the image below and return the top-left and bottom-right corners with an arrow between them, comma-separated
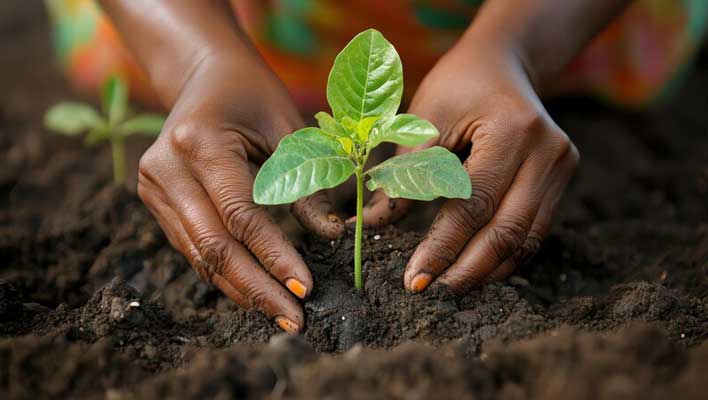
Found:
326,29 -> 403,122
357,116 -> 380,142
340,116 -> 358,135
369,114 -> 439,148
365,146 -> 471,200
102,76 -> 128,127
118,114 -> 165,137
84,125 -> 110,147
253,127 -> 356,205
338,137 -> 354,154
315,111 -> 349,137
44,102 -> 104,135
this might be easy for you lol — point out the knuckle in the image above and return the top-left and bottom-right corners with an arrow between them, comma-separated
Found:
512,231 -> 544,267
168,121 -> 202,157
512,106 -> 545,135
137,148 -> 159,179
549,131 -> 572,158
450,183 -> 497,233
136,177 -> 150,203
245,285 -> 270,310
546,128 -> 579,166
568,141 -> 581,166
222,198 -> 263,241
190,250 -> 214,282
194,232 -> 230,277
258,248 -> 285,275
486,219 -> 528,263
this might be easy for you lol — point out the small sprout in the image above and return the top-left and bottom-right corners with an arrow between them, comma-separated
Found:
253,29 -> 472,290
44,76 -> 165,185
373,234 -> 381,240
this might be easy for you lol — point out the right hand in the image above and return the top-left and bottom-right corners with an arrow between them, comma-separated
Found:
137,54 -> 343,333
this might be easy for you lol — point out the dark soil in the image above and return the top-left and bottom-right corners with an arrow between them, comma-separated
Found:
1,2 -> 707,399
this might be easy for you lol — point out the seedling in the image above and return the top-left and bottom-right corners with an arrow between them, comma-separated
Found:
44,76 -> 165,184
253,29 -> 472,290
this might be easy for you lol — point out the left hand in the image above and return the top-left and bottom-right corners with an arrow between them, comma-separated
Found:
362,39 -> 579,294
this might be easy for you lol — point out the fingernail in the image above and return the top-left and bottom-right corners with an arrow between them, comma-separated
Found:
410,273 -> 432,293
327,213 -> 342,225
276,316 -> 300,334
285,278 -> 308,299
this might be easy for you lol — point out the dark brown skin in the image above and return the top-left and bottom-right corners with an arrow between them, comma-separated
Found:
99,0 -> 629,332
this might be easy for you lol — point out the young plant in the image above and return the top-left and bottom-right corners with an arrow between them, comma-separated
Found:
253,29 -> 472,290
44,76 -> 165,184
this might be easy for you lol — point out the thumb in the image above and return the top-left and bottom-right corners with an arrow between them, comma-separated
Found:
348,190 -> 412,227
292,191 -> 345,239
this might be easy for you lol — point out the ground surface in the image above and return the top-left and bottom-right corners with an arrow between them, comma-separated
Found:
1,2 -> 707,399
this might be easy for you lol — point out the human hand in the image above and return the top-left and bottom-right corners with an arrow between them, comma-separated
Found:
137,55 -> 343,333
363,40 -> 579,294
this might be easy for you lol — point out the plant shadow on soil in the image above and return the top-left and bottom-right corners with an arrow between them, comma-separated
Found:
2,1 -> 708,399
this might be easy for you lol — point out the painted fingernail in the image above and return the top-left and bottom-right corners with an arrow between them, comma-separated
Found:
285,278 -> 308,299
410,273 -> 432,293
276,317 -> 300,334
327,213 -> 342,224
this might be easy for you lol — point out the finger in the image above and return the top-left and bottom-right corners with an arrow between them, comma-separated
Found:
152,163 -> 305,332
292,191 -> 345,239
138,174 -> 255,308
439,142 -> 578,293
486,148 -> 578,282
173,130 -> 313,299
404,132 -> 527,292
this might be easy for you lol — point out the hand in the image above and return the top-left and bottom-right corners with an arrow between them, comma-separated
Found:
363,40 -> 579,294
137,55 -> 343,332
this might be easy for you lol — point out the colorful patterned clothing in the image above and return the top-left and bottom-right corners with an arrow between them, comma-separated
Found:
45,0 -> 707,112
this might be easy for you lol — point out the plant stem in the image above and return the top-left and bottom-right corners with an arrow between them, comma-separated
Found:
111,134 -> 126,185
354,168 -> 364,290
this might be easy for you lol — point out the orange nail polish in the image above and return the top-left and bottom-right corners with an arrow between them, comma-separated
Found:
286,278 -> 308,299
411,273 -> 432,293
276,317 -> 300,334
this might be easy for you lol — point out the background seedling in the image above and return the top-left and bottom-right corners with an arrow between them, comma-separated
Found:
44,76 -> 165,184
253,29 -> 472,290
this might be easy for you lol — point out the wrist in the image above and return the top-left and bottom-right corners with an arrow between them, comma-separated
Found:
168,52 -> 304,153
446,29 -> 543,96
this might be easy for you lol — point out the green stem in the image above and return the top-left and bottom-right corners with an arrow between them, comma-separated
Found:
354,169 -> 364,290
111,134 -> 126,185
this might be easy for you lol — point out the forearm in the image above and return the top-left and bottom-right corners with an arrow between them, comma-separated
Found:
461,0 -> 631,92
98,0 -> 261,108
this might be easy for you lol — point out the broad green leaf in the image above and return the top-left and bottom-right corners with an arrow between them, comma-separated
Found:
326,29 -> 403,122
118,114 -> 165,137
44,102 -> 103,135
253,127 -> 356,205
102,76 -> 128,127
357,116 -> 380,142
365,146 -> 471,200
315,111 -> 349,137
369,114 -> 439,148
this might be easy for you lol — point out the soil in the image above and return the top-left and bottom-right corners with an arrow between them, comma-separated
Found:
1,2 -> 708,399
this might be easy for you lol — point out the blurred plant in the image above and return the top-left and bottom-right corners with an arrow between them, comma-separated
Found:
253,29 -> 472,290
44,76 -> 165,184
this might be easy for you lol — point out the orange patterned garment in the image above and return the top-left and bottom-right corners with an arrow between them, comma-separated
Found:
46,0 -> 707,111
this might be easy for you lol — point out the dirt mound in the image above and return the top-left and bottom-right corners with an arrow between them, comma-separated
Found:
1,1 -> 707,399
